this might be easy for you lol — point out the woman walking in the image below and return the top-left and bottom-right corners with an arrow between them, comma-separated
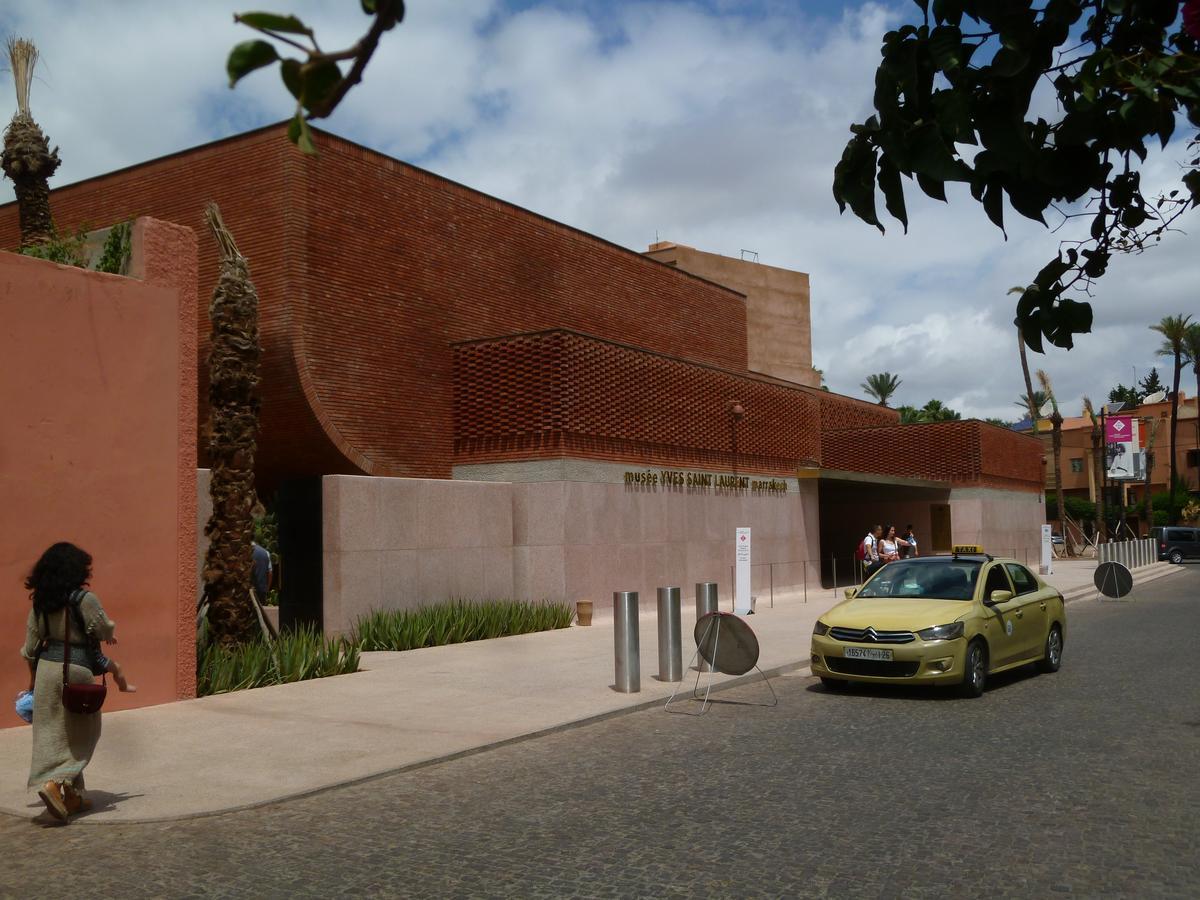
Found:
20,542 -> 117,821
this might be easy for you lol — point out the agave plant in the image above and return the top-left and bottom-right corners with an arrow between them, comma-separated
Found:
2,38 -> 61,247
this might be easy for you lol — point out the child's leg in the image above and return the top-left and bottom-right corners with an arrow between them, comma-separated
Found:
107,659 -> 137,693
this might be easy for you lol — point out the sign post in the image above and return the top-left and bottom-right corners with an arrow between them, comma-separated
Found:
734,527 -> 751,614
1040,524 -> 1053,576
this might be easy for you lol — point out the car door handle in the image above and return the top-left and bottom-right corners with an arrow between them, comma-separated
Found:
1039,603 -> 1047,611
1015,610 -> 1023,618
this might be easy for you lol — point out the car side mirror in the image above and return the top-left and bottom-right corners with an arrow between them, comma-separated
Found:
987,589 -> 1013,605
844,587 -> 858,600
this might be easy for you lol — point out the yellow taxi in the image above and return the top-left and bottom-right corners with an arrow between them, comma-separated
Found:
810,547 -> 1066,697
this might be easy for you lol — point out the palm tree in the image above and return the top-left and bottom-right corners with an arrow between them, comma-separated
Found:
1009,286 -> 1039,434
1,38 -> 60,247
1083,397 -> 1106,540
201,203 -> 263,648
1151,314 -> 1194,525
920,399 -> 961,421
1184,324 -> 1200,462
1037,370 -> 1067,550
861,372 -> 902,406
1015,390 -> 1048,418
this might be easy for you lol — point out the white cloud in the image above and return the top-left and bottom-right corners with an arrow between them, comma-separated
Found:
1,0 -> 1196,422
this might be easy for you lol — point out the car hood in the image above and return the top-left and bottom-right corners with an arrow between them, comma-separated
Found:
823,597 -> 970,631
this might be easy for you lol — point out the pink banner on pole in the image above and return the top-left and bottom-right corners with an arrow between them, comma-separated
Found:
1105,415 -> 1132,442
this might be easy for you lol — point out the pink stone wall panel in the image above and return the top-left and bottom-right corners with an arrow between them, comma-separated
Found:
0,224 -> 198,727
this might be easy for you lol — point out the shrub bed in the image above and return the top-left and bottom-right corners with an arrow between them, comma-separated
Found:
198,624 -> 360,696
352,599 -> 574,652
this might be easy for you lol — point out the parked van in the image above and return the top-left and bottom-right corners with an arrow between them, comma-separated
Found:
1150,527 -> 1200,564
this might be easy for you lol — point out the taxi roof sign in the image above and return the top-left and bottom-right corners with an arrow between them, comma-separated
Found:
952,544 -> 985,555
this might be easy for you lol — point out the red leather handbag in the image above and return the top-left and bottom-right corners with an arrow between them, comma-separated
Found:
61,593 -> 106,715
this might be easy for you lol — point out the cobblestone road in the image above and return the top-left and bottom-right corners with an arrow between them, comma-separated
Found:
2,568 -> 1197,899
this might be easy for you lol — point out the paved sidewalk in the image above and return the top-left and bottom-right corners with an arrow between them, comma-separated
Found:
0,559 -> 1181,824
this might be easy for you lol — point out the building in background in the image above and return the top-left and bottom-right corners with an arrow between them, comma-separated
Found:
0,123 -> 1044,627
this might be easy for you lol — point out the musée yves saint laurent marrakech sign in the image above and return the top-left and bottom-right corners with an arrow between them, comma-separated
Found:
623,469 -> 788,494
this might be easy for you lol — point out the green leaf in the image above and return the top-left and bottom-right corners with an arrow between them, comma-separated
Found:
916,171 -> 947,202
227,40 -> 279,87
878,155 -> 909,231
280,58 -> 303,100
928,25 -> 963,70
906,122 -> 968,182
991,46 -> 1029,77
361,0 -> 378,11
300,60 -> 343,112
234,12 -> 311,35
1182,170 -> 1200,203
982,180 -> 1005,233
287,111 -> 317,156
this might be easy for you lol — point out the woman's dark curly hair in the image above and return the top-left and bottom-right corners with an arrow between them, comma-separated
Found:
25,542 -> 92,616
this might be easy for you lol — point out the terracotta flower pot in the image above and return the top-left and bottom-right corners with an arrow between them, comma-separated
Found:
575,599 -> 593,626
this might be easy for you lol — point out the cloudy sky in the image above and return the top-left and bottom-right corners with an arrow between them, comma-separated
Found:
1,1 -> 1195,420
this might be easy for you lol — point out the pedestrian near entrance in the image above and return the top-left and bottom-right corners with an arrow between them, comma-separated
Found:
251,541 -> 273,600
880,525 -> 903,562
861,525 -> 883,575
19,542 -> 127,821
900,525 -> 919,558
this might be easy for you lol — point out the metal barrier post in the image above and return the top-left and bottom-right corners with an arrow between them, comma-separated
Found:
613,591 -> 640,693
832,555 -> 837,597
656,586 -> 682,682
695,582 -> 718,672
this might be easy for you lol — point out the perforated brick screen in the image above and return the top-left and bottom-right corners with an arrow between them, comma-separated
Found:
454,330 -> 822,475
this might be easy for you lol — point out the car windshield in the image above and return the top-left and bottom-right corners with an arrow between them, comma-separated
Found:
856,560 -> 982,601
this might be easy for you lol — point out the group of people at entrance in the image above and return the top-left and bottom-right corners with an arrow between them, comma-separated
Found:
859,524 -> 918,575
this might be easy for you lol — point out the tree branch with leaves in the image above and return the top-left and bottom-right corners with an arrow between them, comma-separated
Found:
834,0 -> 1200,355
226,1 -> 405,154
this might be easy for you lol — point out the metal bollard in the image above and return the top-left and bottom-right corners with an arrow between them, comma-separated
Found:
613,591 -> 640,693
695,582 -> 718,672
657,586 -> 682,682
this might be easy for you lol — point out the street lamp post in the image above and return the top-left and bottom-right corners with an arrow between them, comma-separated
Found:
729,401 -> 744,476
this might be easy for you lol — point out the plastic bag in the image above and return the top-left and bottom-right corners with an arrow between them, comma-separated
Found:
15,689 -> 33,724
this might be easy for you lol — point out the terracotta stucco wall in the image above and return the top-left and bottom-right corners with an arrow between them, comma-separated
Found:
0,219 -> 198,728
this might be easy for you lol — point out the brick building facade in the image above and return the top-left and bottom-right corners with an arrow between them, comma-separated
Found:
1,123 -> 1046,615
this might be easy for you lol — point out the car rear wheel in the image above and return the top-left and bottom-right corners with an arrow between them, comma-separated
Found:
819,676 -> 846,691
1036,624 -> 1063,674
960,641 -> 987,698
1168,549 -> 1184,564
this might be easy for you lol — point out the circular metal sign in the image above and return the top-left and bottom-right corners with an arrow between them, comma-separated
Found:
1094,561 -> 1133,598
694,612 -> 760,676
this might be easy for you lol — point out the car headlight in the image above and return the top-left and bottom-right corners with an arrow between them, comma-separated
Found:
813,621 -> 830,636
917,622 -> 964,641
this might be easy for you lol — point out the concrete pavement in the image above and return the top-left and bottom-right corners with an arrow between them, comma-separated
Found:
0,558 -> 1182,823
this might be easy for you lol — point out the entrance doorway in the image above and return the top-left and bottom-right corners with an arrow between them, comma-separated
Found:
930,504 -> 952,552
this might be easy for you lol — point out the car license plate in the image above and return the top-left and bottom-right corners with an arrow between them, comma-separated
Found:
843,647 -> 893,661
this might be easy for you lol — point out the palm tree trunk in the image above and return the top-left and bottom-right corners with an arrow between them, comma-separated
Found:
1051,413 -> 1067,552
1168,356 -> 1182,524
1018,327 -> 1038,434
201,203 -> 262,648
2,40 -> 61,247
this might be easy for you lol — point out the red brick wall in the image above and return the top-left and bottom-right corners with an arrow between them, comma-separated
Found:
821,420 -> 1042,489
455,330 -> 821,475
1,124 -> 749,484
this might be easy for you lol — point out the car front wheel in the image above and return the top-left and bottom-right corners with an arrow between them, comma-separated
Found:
1168,549 -> 1184,564
960,641 -> 987,698
1037,625 -> 1063,673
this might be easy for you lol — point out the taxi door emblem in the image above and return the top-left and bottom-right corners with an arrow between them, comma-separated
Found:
1005,620 -> 1014,635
